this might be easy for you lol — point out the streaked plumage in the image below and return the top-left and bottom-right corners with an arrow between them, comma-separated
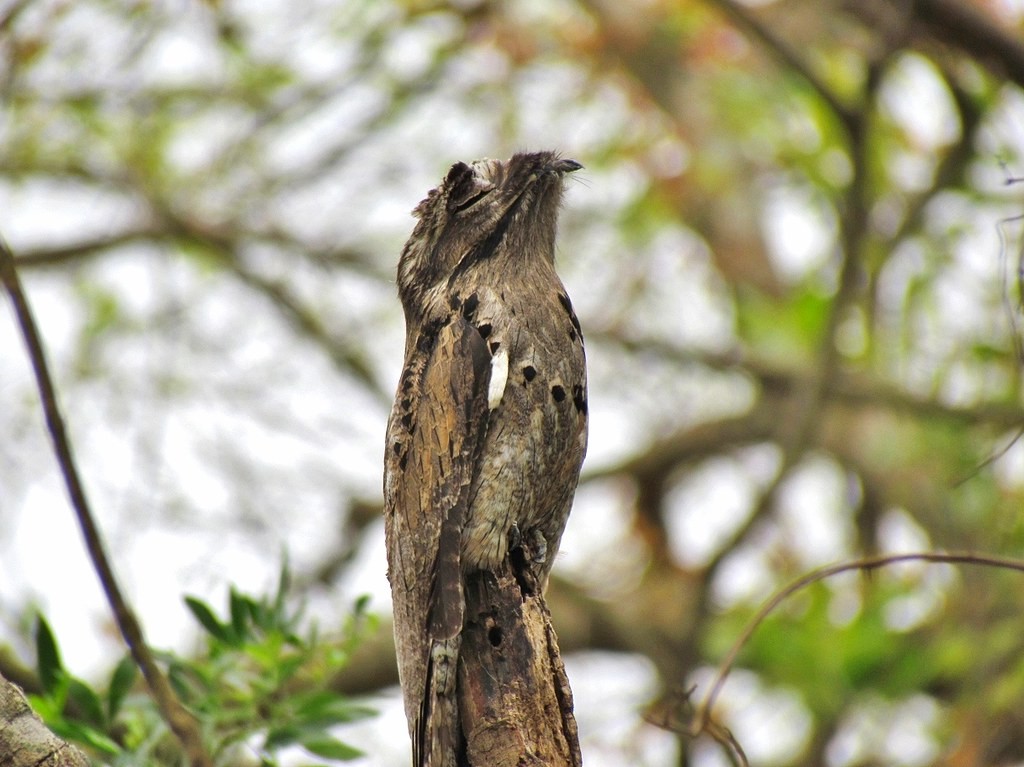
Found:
384,152 -> 587,766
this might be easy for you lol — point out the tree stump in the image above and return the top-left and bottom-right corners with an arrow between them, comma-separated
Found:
458,564 -> 582,767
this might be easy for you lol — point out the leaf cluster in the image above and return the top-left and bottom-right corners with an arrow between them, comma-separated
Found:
30,565 -> 377,767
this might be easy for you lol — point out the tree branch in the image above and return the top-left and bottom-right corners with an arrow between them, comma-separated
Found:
458,568 -> 582,767
0,672 -> 90,767
703,0 -> 859,132
13,215 -> 390,404
0,237 -> 212,767
591,335 -> 1024,442
13,229 -> 166,268
846,0 -> 1024,91
158,211 -> 389,403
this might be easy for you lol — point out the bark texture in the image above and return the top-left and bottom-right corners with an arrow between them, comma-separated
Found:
458,568 -> 581,767
0,673 -> 90,767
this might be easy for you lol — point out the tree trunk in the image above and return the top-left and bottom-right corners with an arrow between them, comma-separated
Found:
458,564 -> 582,767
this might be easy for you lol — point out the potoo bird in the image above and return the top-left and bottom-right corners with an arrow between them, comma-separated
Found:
383,152 -> 588,766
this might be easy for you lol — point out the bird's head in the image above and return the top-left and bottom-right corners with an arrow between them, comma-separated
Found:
397,151 -> 581,322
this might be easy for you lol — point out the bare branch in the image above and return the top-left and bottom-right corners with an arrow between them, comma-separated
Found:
154,207 -> 389,401
0,237 -> 212,767
14,229 -> 166,268
587,336 -> 1024,482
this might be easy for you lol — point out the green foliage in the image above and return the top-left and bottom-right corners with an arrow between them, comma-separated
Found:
707,580 -> 939,719
736,283 -> 832,363
30,615 -> 125,757
29,565 -> 377,766
34,613 -> 63,695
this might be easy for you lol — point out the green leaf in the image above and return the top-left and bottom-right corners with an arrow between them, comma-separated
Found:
35,614 -> 64,695
264,723 -> 301,749
735,283 -> 830,363
67,676 -> 106,728
107,655 -> 138,720
274,652 -> 306,683
247,598 -> 270,631
184,595 -> 236,644
299,734 -> 363,761
229,587 -> 252,641
295,691 -> 376,726
27,693 -> 61,721
167,659 -> 209,704
51,719 -> 122,755
80,284 -> 121,340
273,557 -> 292,621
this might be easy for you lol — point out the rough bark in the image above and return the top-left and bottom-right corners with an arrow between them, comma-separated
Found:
0,673 -> 90,767
459,567 -> 581,767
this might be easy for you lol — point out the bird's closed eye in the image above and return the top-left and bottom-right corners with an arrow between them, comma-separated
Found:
451,188 -> 491,213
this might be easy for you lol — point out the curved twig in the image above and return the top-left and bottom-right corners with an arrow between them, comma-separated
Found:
696,550 -> 1024,739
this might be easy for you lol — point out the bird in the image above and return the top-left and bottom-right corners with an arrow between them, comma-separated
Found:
383,151 -> 588,767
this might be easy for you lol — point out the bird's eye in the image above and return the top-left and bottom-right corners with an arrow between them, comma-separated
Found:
447,165 -> 494,214
451,188 -> 491,212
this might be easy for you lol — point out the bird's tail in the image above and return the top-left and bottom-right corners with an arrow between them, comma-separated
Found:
414,636 -> 462,767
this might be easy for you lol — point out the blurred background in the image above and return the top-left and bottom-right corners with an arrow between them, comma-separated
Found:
3,0 -> 1024,765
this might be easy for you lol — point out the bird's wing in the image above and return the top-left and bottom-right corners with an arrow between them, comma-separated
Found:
384,314 -> 492,758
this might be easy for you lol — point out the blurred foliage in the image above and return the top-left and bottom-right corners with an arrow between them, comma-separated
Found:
28,565 -> 376,766
4,0 -> 1024,765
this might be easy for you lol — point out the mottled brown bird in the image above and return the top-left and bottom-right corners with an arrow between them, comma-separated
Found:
383,151 -> 588,767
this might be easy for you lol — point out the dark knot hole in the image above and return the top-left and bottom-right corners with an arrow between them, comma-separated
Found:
488,625 -> 503,647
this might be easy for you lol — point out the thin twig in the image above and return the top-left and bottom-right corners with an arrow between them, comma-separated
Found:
0,237 -> 212,767
157,209 -> 389,404
696,550 -> 1024,736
